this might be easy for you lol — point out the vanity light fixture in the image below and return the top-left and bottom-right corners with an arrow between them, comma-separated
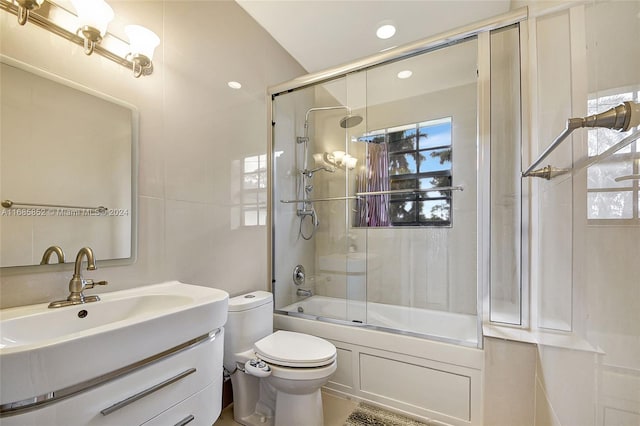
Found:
316,151 -> 358,170
125,25 -> 160,78
15,0 -> 43,25
0,0 -> 159,78
70,0 -> 114,55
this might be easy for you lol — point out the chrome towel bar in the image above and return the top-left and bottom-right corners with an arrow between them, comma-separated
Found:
280,186 -> 463,204
1,199 -> 107,213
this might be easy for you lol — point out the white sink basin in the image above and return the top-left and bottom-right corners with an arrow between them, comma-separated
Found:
0,281 -> 228,409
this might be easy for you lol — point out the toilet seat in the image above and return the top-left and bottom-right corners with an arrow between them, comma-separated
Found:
267,358 -> 337,381
253,330 -> 336,368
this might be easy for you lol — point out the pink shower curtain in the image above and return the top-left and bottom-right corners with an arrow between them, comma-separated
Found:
356,143 -> 390,227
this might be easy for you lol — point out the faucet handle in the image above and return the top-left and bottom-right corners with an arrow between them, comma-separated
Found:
84,280 -> 108,289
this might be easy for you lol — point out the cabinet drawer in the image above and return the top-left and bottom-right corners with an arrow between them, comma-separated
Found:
0,332 -> 223,426
142,381 -> 219,426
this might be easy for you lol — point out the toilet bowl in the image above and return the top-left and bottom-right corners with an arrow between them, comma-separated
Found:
224,291 -> 337,426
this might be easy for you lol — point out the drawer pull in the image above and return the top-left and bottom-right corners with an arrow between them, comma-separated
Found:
100,368 -> 196,416
175,414 -> 195,426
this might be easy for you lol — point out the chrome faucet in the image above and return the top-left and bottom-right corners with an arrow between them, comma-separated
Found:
40,245 -> 65,265
48,247 -> 108,308
296,288 -> 312,298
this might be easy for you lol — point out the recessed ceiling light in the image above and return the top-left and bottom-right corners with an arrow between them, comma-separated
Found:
228,81 -> 242,89
397,70 -> 412,79
376,24 -> 396,40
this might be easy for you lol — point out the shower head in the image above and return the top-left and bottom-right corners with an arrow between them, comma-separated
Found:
339,114 -> 363,129
303,105 -> 362,134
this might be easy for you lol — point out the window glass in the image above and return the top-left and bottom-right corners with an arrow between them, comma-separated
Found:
418,120 -> 452,149
419,148 -> 452,173
389,153 -> 417,175
587,90 -> 640,223
241,154 -> 267,226
588,192 -> 633,219
420,199 -> 450,222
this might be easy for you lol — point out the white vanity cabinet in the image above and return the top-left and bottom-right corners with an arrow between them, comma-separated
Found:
0,329 -> 223,426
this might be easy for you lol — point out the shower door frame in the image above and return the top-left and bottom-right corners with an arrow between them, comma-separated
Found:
267,7 -> 529,349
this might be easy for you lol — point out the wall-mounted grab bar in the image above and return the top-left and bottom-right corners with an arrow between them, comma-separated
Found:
280,186 -> 464,204
523,102 -> 640,180
1,199 -> 107,213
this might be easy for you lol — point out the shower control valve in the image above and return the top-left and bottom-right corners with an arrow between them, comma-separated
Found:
245,359 -> 271,377
293,264 -> 305,286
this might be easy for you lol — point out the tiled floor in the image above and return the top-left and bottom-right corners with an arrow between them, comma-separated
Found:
213,391 -> 359,426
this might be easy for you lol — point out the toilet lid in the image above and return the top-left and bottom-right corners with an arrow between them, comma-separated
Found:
253,331 -> 336,368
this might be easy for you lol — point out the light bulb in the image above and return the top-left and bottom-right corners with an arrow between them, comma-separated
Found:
332,151 -> 346,164
345,156 -> 358,170
125,25 -> 160,60
125,25 -> 160,78
70,0 -> 114,54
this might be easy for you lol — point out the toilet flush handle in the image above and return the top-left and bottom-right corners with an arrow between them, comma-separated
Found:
245,359 -> 271,378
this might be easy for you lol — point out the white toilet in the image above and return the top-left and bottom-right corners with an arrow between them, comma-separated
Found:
224,291 -> 337,426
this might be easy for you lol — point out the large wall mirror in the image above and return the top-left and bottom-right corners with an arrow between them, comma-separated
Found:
0,56 -> 138,268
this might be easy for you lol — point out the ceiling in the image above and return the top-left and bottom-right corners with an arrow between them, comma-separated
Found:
235,0 -> 512,74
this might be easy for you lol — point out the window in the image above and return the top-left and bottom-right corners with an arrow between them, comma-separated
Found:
587,91 -> 640,222
357,117 -> 453,227
242,154 -> 267,226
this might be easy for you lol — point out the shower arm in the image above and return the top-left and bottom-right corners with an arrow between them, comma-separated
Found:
303,106 -> 351,134
302,106 -> 352,144
522,101 -> 640,180
299,105 -> 352,171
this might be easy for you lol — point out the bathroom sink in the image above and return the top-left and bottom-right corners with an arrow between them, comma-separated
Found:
0,281 -> 228,407
1,294 -> 194,347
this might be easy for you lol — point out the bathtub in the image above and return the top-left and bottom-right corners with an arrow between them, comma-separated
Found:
280,295 -> 478,346
274,296 -> 484,426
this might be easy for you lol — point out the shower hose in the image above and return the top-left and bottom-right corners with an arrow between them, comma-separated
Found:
298,207 -> 319,240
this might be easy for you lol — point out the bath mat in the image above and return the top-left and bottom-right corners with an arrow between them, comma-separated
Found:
344,403 -> 429,426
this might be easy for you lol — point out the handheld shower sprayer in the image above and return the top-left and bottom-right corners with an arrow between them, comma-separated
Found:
302,165 -> 336,178
523,101 -> 640,180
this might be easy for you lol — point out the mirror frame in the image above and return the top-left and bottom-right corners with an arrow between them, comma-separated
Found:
0,54 -> 139,271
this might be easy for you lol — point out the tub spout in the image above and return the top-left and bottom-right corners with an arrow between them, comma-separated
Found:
296,289 -> 312,298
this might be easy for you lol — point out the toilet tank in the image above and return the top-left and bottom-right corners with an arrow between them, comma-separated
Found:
223,291 -> 273,372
